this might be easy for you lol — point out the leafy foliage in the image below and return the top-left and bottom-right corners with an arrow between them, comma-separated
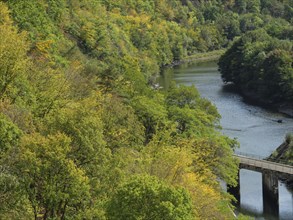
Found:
11,133 -> 91,219
219,29 -> 293,103
3,0 -> 291,218
106,175 -> 193,220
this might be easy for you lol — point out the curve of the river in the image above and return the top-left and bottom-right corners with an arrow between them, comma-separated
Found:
159,61 -> 293,220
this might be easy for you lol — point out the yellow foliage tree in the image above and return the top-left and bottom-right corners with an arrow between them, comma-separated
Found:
118,127 -> 237,219
0,3 -> 30,100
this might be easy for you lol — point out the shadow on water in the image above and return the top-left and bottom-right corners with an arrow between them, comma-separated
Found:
221,83 -> 240,93
221,83 -> 280,114
221,83 -> 289,124
221,81 -> 293,119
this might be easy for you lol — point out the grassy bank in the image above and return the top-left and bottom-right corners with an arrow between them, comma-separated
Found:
166,49 -> 226,67
182,49 -> 226,63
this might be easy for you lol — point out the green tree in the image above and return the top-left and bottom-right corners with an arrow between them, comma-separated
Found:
11,133 -> 91,220
106,175 -> 194,220
166,83 -> 220,136
263,49 -> 293,102
216,12 -> 241,41
219,28 -> 292,104
101,95 -> 145,151
131,93 -> 168,143
118,128 -> 238,220
0,3 -> 30,101
0,113 -> 22,159
44,97 -> 107,169
239,13 -> 263,32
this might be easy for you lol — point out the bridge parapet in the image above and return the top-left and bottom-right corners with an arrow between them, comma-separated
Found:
234,151 -> 293,166
234,152 -> 293,176
234,151 -> 264,160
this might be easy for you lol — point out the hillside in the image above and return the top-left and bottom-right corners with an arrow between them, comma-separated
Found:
0,0 -> 292,219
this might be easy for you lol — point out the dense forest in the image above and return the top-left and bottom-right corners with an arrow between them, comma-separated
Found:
218,0 -> 293,106
0,0 -> 292,219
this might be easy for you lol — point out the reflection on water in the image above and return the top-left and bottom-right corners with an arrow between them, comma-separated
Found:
159,61 -> 293,220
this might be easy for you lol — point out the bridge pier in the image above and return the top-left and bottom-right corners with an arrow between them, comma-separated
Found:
262,172 -> 279,217
233,153 -> 293,217
227,170 -> 240,206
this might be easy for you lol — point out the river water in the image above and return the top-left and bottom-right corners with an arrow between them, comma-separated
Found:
159,61 -> 293,220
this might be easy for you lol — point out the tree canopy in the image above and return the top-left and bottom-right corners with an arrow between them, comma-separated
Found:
1,0 -> 292,219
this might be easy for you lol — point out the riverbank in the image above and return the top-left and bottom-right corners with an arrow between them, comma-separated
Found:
222,84 -> 293,118
165,50 -> 293,118
165,49 -> 225,67
267,134 -> 293,188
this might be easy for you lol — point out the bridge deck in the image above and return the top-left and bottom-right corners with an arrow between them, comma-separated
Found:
235,155 -> 293,175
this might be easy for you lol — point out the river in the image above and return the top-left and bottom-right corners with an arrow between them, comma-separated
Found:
159,61 -> 293,220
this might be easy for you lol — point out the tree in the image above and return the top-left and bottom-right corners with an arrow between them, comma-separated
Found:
263,49 -> 293,102
218,28 -> 292,104
218,29 -> 271,85
0,113 -> 22,160
216,12 -> 241,41
131,93 -> 168,143
106,175 -> 194,220
239,13 -> 263,32
0,3 -> 30,101
118,127 -> 238,219
11,133 -> 91,220
166,83 -> 220,136
6,0 -> 58,41
101,95 -> 145,151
